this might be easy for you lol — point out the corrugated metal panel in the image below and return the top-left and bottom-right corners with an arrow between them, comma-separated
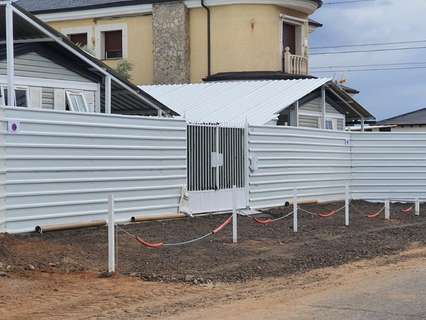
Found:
0,107 -> 186,233
351,132 -> 426,201
141,78 -> 331,125
248,125 -> 350,209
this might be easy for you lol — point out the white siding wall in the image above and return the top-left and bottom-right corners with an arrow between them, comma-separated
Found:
351,132 -> 426,201
248,125 -> 351,209
0,107 -> 186,233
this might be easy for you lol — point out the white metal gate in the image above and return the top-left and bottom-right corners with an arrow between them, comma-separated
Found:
187,124 -> 247,213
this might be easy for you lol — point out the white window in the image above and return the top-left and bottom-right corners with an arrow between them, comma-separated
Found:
0,85 -> 29,107
66,91 -> 89,112
325,118 -> 338,130
95,24 -> 128,60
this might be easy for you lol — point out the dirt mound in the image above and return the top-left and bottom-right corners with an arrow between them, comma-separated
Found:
0,201 -> 425,282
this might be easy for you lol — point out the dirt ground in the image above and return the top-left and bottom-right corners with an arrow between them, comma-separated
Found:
1,200 -> 426,319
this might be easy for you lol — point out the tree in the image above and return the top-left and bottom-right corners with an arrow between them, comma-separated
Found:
115,59 -> 133,81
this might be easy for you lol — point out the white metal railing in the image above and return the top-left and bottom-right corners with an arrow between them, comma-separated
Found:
283,47 -> 309,75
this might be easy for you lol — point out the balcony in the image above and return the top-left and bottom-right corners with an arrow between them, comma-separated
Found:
283,47 -> 309,75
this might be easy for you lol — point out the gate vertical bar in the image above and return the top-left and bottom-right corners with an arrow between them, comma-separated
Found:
215,125 -> 220,190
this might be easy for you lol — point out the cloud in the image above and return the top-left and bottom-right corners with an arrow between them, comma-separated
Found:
310,0 -> 426,120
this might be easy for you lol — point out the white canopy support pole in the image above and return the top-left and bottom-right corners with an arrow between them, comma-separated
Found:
105,75 -> 112,114
360,117 -> 365,132
295,100 -> 299,127
6,1 -> 16,106
321,86 -> 326,129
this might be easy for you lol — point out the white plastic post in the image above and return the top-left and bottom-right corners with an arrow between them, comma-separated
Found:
345,184 -> 350,226
415,198 -> 420,216
232,185 -> 238,244
293,188 -> 298,233
108,194 -> 115,273
385,199 -> 390,220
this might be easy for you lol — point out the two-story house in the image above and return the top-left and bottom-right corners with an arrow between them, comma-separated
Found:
17,0 -> 322,85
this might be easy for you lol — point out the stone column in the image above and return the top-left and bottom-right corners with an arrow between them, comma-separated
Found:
152,1 -> 190,84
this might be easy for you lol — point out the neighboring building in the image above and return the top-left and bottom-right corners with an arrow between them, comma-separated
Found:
17,0 -> 323,85
0,2 -> 176,116
359,108 -> 426,132
141,78 -> 373,129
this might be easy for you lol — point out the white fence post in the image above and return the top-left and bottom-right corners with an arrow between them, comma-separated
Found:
293,188 -> 298,233
415,198 -> 420,216
345,184 -> 350,226
232,185 -> 238,244
108,194 -> 115,273
385,199 -> 390,220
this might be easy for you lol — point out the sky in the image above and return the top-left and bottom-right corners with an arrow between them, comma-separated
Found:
310,0 -> 426,120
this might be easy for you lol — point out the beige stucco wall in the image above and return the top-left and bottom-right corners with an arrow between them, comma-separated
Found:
48,15 -> 154,85
46,4 -> 310,85
189,4 -> 309,82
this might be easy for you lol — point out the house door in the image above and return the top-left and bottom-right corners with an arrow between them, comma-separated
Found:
187,124 -> 247,213
283,23 -> 296,54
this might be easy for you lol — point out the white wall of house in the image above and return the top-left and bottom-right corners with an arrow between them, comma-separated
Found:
297,97 -> 345,131
0,51 -> 99,112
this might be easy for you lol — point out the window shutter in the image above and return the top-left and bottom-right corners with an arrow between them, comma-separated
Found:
104,30 -> 123,59
29,87 -> 42,109
54,89 -> 66,111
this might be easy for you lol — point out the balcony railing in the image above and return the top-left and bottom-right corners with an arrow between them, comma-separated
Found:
283,47 -> 309,75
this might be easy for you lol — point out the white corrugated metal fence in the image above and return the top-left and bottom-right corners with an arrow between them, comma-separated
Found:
248,125 -> 351,209
0,107 -> 186,233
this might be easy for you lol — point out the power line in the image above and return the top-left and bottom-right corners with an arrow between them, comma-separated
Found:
313,66 -> 426,73
311,61 -> 426,70
323,0 -> 375,5
311,40 -> 426,50
311,46 -> 426,55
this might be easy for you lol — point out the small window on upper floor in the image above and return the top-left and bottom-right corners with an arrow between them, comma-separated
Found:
69,33 -> 88,47
66,91 -> 89,113
0,86 -> 29,107
103,30 -> 123,59
325,119 -> 334,130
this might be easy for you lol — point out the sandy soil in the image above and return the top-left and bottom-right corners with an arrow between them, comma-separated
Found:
1,247 -> 425,320
1,201 -> 426,319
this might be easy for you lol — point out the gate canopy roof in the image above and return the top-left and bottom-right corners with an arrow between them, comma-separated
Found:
141,79 -> 374,125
